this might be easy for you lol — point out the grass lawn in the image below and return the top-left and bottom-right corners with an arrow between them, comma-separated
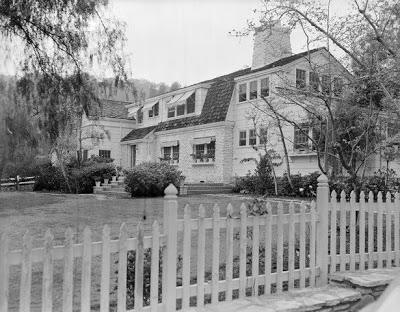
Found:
0,191 -> 306,311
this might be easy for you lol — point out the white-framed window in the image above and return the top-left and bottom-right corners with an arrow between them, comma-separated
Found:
294,124 -> 311,150
333,77 -> 343,96
321,75 -> 330,95
249,129 -> 257,146
167,92 -> 196,118
167,106 -> 175,118
148,102 -> 159,118
260,78 -> 269,97
137,108 -> 143,124
259,127 -> 268,145
239,131 -> 247,146
162,145 -> 179,162
191,138 -> 216,162
309,72 -> 319,92
296,69 -> 306,89
99,150 -> 111,159
238,83 -> 247,102
249,81 -> 258,100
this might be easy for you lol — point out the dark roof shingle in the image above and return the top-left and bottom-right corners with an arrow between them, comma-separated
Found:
90,99 -> 133,119
121,125 -> 157,142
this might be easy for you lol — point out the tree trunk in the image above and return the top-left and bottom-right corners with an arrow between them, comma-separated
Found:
55,148 -> 72,193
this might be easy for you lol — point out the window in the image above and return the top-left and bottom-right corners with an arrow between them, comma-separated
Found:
239,131 -> 247,146
163,147 -> 172,161
99,150 -> 111,159
177,104 -> 185,116
137,109 -> 143,124
249,129 -> 257,145
148,102 -> 159,118
192,139 -> 215,162
321,75 -> 330,95
294,125 -> 310,150
239,83 -> 247,102
249,81 -> 258,100
333,78 -> 343,96
309,72 -> 319,92
173,145 -> 179,161
186,93 -> 195,114
259,127 -> 268,145
296,69 -> 306,89
83,149 -> 88,161
260,78 -> 269,97
167,107 -> 175,118
162,144 -> 179,162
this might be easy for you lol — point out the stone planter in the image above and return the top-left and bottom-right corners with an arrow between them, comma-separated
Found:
95,181 -> 101,187
208,158 -> 213,162
112,176 -> 117,182
104,178 -> 109,184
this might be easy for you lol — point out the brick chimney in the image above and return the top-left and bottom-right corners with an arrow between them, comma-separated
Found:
251,21 -> 292,70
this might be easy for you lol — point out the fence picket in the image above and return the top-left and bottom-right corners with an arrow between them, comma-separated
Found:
288,202 -> 295,290
100,225 -> 111,312
299,202 -> 306,288
330,191 -> 338,273
81,227 -> 92,312
359,192 -> 366,271
0,233 -> 9,312
197,205 -> 206,307
386,192 -> 392,268
226,204 -> 234,302
310,202 -> 316,287
276,202 -> 284,293
20,231 -> 32,312
150,221 -> 160,312
239,203 -> 247,298
252,209 -> 259,296
182,205 -> 191,309
135,222 -> 144,311
368,192 -> 374,269
349,191 -> 356,271
264,203 -> 272,295
117,223 -> 128,312
212,204 -> 220,303
42,230 -> 53,312
395,193 -> 400,267
377,192 -> 383,269
340,191 -> 347,271
62,228 -> 74,312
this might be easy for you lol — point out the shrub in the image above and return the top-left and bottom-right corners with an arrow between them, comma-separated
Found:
69,163 -> 116,193
125,162 -> 182,197
33,160 -> 65,192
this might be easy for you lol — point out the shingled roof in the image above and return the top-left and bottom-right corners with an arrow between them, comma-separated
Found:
151,48 -> 323,132
121,125 -> 157,142
119,48 -> 324,137
90,99 -> 133,119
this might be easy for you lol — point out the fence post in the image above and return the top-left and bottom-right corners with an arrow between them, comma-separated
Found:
316,173 -> 329,286
163,184 -> 178,312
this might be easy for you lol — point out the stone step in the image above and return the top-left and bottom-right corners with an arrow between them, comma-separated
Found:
185,183 -> 233,195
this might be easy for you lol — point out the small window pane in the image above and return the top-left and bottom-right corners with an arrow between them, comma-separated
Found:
249,129 -> 256,145
239,131 -> 247,146
177,104 -> 185,116
207,141 -> 216,158
172,145 -> 179,161
260,127 -> 268,144
163,147 -> 172,160
83,149 -> 88,161
333,78 -> 343,96
260,78 -> 269,97
294,126 -> 310,149
99,150 -> 111,159
154,102 -> 159,116
148,109 -> 153,118
168,107 -> 175,118
296,69 -> 306,89
322,75 -> 330,95
186,93 -> 195,114
239,83 -> 247,102
250,81 -> 257,100
309,72 -> 319,92
195,144 -> 205,155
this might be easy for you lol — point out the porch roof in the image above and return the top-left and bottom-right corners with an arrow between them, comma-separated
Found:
121,125 -> 157,142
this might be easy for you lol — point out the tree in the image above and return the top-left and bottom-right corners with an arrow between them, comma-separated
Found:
0,1 -> 130,179
236,0 -> 400,187
169,81 -> 181,92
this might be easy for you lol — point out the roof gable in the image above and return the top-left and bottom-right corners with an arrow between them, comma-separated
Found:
121,125 -> 157,142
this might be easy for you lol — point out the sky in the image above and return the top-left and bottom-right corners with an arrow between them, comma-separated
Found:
111,0 -> 310,86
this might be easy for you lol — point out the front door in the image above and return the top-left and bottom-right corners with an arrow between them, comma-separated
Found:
131,145 -> 136,167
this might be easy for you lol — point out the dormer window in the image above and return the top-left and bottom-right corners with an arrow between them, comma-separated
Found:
148,102 -> 159,118
239,83 -> 247,102
167,91 -> 196,119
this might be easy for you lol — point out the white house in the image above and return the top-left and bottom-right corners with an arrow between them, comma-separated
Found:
85,22 -> 357,184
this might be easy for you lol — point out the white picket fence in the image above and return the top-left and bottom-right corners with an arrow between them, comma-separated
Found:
1,175 -> 400,311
